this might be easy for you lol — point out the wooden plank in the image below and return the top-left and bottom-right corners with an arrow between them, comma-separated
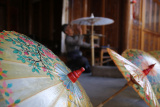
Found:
154,3 -> 157,32
159,6 -> 160,33
141,0 -> 145,50
82,0 -> 88,34
149,0 -> 152,29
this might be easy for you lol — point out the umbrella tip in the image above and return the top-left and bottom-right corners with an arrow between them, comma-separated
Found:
149,63 -> 156,68
91,13 -> 94,18
68,67 -> 85,83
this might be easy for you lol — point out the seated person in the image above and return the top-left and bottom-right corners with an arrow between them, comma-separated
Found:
62,24 -> 91,73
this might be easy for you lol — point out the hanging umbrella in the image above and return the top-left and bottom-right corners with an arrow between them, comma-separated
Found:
0,31 -> 93,107
122,49 -> 160,99
97,48 -> 159,107
71,13 -> 114,66
149,51 -> 160,62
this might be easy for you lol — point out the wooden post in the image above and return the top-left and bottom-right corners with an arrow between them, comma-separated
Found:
97,81 -> 131,107
124,0 -> 131,50
82,0 -> 87,34
141,0 -> 145,50
119,0 -> 132,53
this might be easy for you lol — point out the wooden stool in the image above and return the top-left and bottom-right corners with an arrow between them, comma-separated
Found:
100,48 -> 112,66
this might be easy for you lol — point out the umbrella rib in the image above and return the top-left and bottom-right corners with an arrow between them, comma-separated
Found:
50,87 -> 66,106
56,65 -> 69,74
0,76 -> 50,81
2,59 -> 30,65
2,59 -> 54,69
2,59 -> 56,74
17,81 -> 62,105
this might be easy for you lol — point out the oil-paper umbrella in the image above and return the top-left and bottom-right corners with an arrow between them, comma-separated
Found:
122,49 -> 160,99
71,13 -> 114,66
97,48 -> 159,107
149,51 -> 160,62
0,31 -> 93,107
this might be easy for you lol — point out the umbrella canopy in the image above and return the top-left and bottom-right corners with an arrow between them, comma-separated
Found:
149,51 -> 160,62
71,14 -> 114,26
98,48 -> 159,107
122,49 -> 160,99
71,13 -> 114,66
0,31 -> 92,107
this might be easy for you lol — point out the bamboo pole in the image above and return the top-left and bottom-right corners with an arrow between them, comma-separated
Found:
97,81 -> 133,107
91,23 -> 95,66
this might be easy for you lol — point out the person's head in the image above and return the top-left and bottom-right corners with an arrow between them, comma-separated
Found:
62,24 -> 74,36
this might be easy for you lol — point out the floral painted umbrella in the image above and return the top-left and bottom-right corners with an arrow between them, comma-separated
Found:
122,49 -> 160,99
0,31 -> 93,107
97,48 -> 159,107
149,51 -> 160,62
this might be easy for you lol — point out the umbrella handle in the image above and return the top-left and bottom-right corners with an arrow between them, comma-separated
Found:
97,82 -> 130,107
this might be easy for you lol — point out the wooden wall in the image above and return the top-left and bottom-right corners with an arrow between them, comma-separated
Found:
129,0 -> 160,52
0,0 -> 62,55
68,0 -> 123,53
1,0 -> 160,55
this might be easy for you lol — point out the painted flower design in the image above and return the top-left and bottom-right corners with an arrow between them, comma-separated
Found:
0,48 -> 4,54
24,51 -> 29,55
145,94 -> 150,101
42,49 -> 56,59
128,53 -> 134,57
55,64 -> 83,99
19,36 -> 34,45
0,81 -> 12,96
125,73 -> 130,79
0,32 -> 7,39
137,55 -> 143,60
5,97 -> 20,107
42,67 -> 47,72
0,40 -> 2,44
0,68 -> 7,80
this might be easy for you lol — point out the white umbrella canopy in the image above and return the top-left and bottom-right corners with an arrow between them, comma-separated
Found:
71,13 -> 114,66
71,13 -> 114,26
